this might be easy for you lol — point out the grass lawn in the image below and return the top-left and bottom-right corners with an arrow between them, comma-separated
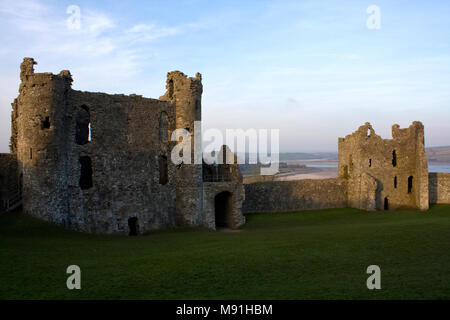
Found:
1,205 -> 450,300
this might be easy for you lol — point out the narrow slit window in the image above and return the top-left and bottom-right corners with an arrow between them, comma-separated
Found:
30,148 -> 32,160
76,105 -> 91,145
369,159 -> 372,167
408,176 -> 413,194
394,176 -> 398,189
159,155 -> 168,185
392,150 -> 397,167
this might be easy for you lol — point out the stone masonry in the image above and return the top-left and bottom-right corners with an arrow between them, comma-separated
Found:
429,173 -> 450,204
338,122 -> 429,211
243,122 -> 447,214
1,59 -> 449,230
1,58 -> 245,234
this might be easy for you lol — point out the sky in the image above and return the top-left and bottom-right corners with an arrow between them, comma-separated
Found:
0,0 -> 450,153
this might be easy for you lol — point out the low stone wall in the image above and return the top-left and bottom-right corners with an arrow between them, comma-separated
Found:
242,178 -> 348,213
429,172 -> 450,204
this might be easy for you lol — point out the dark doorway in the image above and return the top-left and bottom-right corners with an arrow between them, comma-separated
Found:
79,156 -> 93,190
214,191 -> 232,228
128,217 -> 139,236
384,197 -> 389,210
408,176 -> 413,194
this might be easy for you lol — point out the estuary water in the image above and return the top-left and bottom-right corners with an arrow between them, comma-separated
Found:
302,160 -> 450,173
429,163 -> 450,173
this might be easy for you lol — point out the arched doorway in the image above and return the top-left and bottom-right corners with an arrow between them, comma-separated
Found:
214,191 -> 232,229
384,197 -> 389,211
128,217 -> 139,236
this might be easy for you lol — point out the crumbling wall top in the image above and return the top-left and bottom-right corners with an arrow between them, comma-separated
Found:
392,121 -> 424,140
341,121 -> 425,143
20,57 -> 36,81
160,70 -> 203,101
19,58 -> 73,87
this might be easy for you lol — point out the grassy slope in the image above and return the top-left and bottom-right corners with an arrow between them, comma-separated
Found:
1,206 -> 450,300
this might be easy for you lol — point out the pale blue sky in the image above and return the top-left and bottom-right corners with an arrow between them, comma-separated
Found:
1,0 -> 449,152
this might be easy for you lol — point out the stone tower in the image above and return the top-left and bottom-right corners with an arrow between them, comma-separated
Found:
160,71 -> 204,226
338,122 -> 429,211
1,58 -> 246,233
11,58 -> 73,224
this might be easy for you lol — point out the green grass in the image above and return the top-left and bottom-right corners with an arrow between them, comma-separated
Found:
1,205 -> 450,299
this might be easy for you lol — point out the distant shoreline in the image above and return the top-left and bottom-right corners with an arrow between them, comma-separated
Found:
243,159 -> 450,183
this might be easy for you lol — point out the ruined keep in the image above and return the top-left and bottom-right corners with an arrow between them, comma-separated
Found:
338,122 -> 429,211
0,58 -> 245,234
243,122 -> 447,213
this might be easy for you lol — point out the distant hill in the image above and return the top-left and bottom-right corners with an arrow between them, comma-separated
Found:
236,152 -> 338,162
237,147 -> 450,163
279,152 -> 338,161
427,146 -> 450,163
280,148 -> 450,163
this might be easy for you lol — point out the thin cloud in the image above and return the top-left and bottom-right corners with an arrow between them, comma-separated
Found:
126,23 -> 180,42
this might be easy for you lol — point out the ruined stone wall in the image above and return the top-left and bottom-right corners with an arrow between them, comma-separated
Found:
0,154 -> 18,210
160,71 -> 204,227
338,122 -> 429,211
11,58 -> 182,233
347,172 -> 378,211
64,91 -> 177,233
242,179 -> 348,213
429,173 -> 450,204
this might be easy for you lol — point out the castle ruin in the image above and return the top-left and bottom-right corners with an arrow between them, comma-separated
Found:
338,122 -> 429,211
1,58 -> 450,234
243,122 -> 450,214
0,58 -> 245,234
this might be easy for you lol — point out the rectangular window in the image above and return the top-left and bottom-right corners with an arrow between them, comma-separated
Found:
408,176 -> 413,194
79,156 -> 93,190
